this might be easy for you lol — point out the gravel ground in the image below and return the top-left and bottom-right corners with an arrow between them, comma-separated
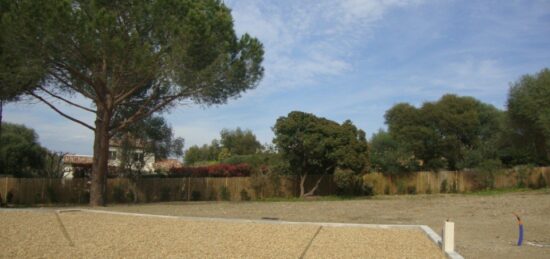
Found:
99,190 -> 550,259
0,210 -> 443,258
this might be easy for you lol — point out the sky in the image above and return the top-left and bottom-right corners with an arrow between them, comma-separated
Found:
4,0 -> 550,156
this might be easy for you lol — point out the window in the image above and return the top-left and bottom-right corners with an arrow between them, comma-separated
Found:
109,151 -> 117,161
133,153 -> 144,163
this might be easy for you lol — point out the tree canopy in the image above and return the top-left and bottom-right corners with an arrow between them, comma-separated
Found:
2,0 -> 264,205
220,127 -> 262,156
507,68 -> 550,164
0,123 -> 46,177
273,111 -> 368,197
383,94 -> 504,171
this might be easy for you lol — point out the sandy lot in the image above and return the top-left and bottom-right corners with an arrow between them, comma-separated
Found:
0,210 -> 443,258
99,190 -> 550,259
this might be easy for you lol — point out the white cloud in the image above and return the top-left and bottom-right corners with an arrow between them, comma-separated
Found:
226,0 -> 423,95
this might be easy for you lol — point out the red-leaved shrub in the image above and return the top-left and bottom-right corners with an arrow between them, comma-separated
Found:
169,164 -> 252,177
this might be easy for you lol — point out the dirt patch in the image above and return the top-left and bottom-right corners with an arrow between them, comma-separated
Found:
0,210 -> 444,258
100,190 -> 550,258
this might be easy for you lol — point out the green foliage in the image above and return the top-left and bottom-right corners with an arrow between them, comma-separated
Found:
474,159 -> 502,190
46,186 -> 58,203
333,168 -> 364,196
184,140 -> 221,165
2,0 -> 264,205
273,111 -> 368,196
220,186 -> 231,201
116,116 -> 184,162
240,189 -> 251,201
396,180 -> 407,194
217,148 -> 232,161
112,185 -> 127,203
220,128 -> 262,156
0,123 -> 46,177
208,188 -> 218,201
191,191 -> 201,201
514,165 -> 533,189
507,68 -> 550,165
160,186 -> 171,201
369,130 -> 418,174
536,174 -> 547,189
384,95 -> 505,172
440,179 -> 448,193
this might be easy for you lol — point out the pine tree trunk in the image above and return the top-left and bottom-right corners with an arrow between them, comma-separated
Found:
90,109 -> 111,206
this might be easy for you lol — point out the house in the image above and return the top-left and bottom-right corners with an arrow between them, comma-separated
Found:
63,139 -> 156,178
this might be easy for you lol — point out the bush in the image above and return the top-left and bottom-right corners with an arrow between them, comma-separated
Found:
7,191 -> 14,203
112,185 -> 127,203
397,180 -> 406,194
334,169 -> 364,196
220,186 -> 231,201
537,173 -> 547,189
515,165 -> 533,188
46,186 -> 58,203
191,191 -> 201,201
425,185 -> 432,194
208,188 -> 218,200
240,189 -> 251,201
169,163 -> 252,177
160,186 -> 171,201
474,159 -> 501,190
440,179 -> 448,193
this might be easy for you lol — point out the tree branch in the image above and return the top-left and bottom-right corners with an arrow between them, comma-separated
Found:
37,86 -> 96,113
50,69 -> 97,101
29,92 -> 95,131
110,95 -> 182,135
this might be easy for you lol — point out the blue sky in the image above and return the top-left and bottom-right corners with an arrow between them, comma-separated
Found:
4,0 -> 550,156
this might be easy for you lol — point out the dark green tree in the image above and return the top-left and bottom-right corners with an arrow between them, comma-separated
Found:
184,140 -> 221,165
2,0 -> 264,205
385,94 -> 504,171
369,129 -> 418,174
273,111 -> 368,197
507,68 -> 550,165
0,123 -> 46,177
220,127 -> 262,156
114,116 -> 184,176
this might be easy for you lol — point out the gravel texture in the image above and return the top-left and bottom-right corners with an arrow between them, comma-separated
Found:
0,210 -> 444,258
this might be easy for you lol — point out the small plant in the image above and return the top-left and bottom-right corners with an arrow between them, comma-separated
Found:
240,189 -> 251,201
384,185 -> 390,195
425,185 -> 432,194
160,186 -> 171,201
397,180 -> 406,194
363,183 -> 374,196
112,185 -> 125,203
440,179 -> 448,193
208,189 -> 218,201
46,186 -> 58,203
536,173 -> 547,189
334,169 -> 364,196
191,191 -> 201,201
220,186 -> 231,201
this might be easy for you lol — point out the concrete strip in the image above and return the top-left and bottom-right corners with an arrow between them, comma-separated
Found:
60,208 -> 466,258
